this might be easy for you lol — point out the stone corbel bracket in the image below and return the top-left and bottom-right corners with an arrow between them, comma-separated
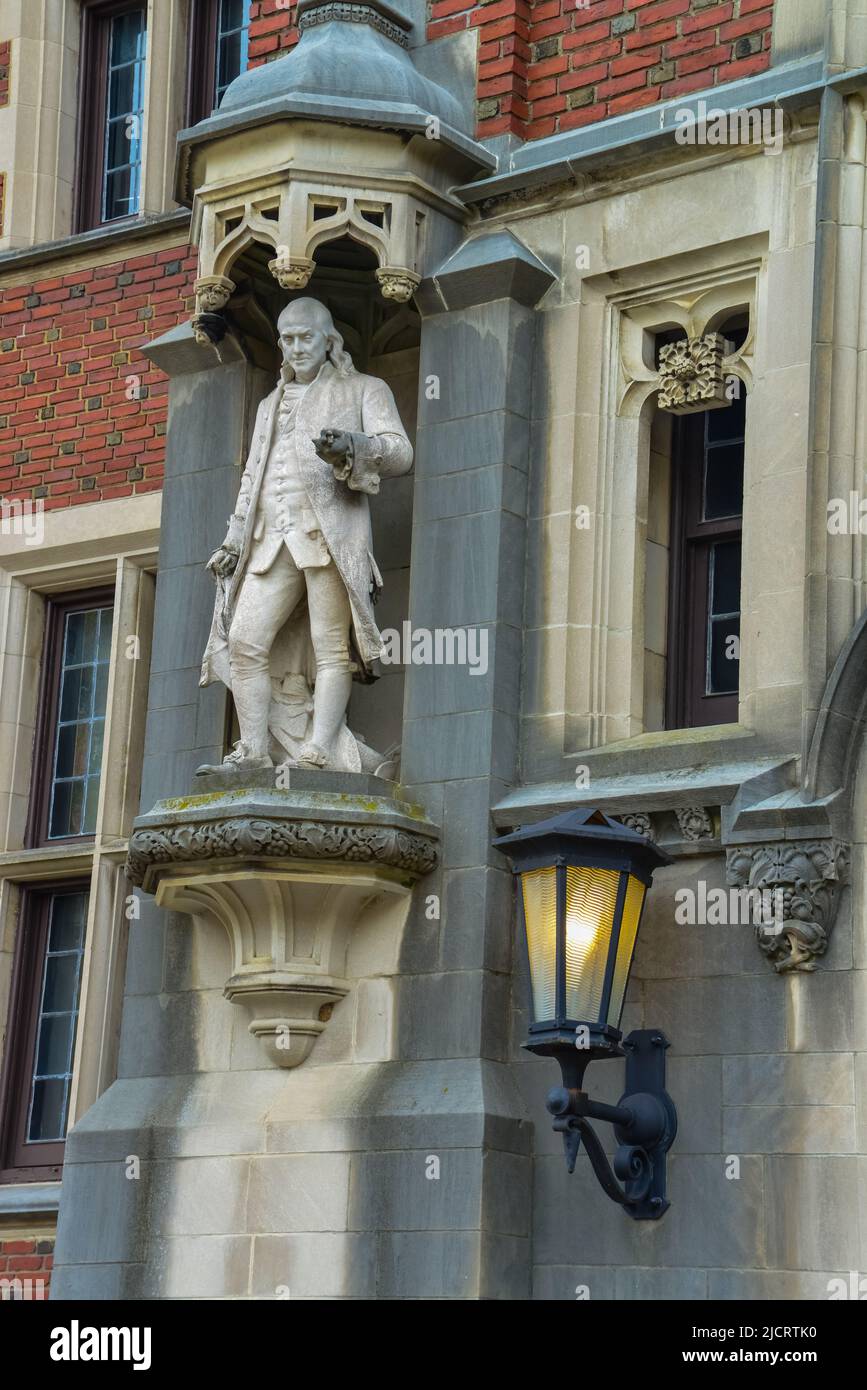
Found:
192,274 -> 236,345
126,783 -> 438,1067
725,839 -> 850,973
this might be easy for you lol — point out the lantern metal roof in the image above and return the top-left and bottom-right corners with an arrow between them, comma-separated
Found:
494,807 -> 673,880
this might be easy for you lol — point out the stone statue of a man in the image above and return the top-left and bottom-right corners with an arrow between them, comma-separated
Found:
199,297 -> 412,774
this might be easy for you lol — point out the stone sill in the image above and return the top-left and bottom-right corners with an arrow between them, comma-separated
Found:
494,730 -> 800,856
0,209 -> 191,278
461,55 -> 830,205
0,1181 -> 61,1218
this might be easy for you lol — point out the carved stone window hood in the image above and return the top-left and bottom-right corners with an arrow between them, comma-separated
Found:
174,0 -> 493,335
126,779 -> 438,1067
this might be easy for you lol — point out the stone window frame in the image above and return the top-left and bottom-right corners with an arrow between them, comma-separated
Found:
568,237 -> 762,752
665,382 -> 746,732
71,0 -> 191,236
0,880 -> 90,1183
0,497 -> 157,1190
186,0 -> 253,126
26,586 -> 117,850
74,0 -> 150,233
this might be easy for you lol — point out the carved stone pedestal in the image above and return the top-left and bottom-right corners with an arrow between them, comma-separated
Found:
126,772 -> 438,1066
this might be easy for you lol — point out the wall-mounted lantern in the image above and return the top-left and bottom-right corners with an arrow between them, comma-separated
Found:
494,808 -> 677,1220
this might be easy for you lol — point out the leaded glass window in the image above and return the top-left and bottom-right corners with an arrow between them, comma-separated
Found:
48,604 -> 114,839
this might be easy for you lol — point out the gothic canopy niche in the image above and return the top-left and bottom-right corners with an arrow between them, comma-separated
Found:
173,0 -> 494,338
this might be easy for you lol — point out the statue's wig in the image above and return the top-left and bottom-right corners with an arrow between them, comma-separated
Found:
277,297 -> 355,378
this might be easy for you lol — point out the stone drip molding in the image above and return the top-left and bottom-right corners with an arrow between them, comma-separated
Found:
725,840 -> 850,974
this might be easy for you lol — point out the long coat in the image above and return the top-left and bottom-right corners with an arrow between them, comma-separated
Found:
200,360 -> 413,693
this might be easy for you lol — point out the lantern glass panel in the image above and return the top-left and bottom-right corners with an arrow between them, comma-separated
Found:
564,865 -> 621,1023
521,866 -> 557,1021
606,873 -> 647,1030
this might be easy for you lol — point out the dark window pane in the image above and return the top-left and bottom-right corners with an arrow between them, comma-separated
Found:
50,773 -> 84,838
94,661 -> 109,714
49,781 -> 73,838
216,0 -> 251,102
48,603 -> 113,839
49,894 -> 87,952
704,444 -> 744,520
60,664 -> 94,723
711,540 -> 741,615
221,0 -> 246,32
111,9 -> 146,65
709,616 -> 740,694
29,1079 -> 67,1143
83,777 -> 101,835
104,166 -> 136,221
25,891 -> 88,1143
88,719 -> 105,776
108,65 -> 136,121
36,1014 -> 74,1077
64,611 -> 87,666
81,609 -> 99,661
55,722 -> 89,779
707,391 -> 745,441
217,32 -> 242,93
42,953 -> 81,1014
97,608 -> 113,662
58,666 -> 81,722
101,8 -> 146,222
105,116 -> 135,174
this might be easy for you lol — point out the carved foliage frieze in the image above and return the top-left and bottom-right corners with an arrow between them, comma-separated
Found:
127,814 -> 439,887
615,807 -> 716,846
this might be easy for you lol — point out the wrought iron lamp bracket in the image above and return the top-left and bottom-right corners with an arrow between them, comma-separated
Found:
545,1029 -> 677,1220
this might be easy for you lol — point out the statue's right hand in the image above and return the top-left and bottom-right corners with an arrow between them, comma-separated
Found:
206,545 -> 239,578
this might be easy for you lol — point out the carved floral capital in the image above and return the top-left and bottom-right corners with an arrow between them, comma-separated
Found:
375,266 -> 421,303
268,255 -> 315,290
658,332 -> 729,414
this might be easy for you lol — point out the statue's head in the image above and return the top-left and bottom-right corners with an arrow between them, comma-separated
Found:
277,297 -> 354,383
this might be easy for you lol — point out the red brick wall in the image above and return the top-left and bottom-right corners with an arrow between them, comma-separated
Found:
0,1235 -> 53,1300
0,247 -> 196,511
430,0 -> 774,140
430,0 -> 532,137
0,39 -> 11,108
242,1 -> 775,139
249,0 -> 299,65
